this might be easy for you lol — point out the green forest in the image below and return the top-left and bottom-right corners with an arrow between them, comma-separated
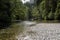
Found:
0,0 -> 60,27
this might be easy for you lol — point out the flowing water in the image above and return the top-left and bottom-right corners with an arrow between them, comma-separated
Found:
16,21 -> 60,40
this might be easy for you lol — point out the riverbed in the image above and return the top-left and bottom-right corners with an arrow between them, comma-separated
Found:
16,21 -> 60,40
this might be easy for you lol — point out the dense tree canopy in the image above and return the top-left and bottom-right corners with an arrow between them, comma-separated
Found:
0,0 -> 60,27
36,0 -> 60,20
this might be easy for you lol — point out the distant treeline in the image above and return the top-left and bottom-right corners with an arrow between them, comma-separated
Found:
10,0 -> 60,20
0,0 -> 60,27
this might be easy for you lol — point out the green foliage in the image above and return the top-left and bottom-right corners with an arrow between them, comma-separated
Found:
0,0 -> 60,27
31,7 -> 40,20
10,0 -> 60,21
37,0 -> 60,20
10,0 -> 29,20
54,1 -> 60,20
48,11 -> 54,20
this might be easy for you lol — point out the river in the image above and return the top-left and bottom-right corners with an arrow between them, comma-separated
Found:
16,21 -> 60,40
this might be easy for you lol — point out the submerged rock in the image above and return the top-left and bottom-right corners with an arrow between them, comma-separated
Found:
21,21 -> 36,26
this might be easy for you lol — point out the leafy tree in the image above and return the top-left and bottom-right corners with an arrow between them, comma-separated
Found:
54,0 -> 60,20
31,7 -> 40,20
10,0 -> 29,20
37,0 -> 60,20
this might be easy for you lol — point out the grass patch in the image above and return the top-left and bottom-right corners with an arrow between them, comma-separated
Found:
0,23 -> 24,40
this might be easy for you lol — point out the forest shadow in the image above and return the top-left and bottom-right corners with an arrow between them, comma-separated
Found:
0,22 -> 11,29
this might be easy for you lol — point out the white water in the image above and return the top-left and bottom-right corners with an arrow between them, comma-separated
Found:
16,21 -> 60,40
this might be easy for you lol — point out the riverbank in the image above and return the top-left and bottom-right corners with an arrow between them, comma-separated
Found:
0,23 -> 24,40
